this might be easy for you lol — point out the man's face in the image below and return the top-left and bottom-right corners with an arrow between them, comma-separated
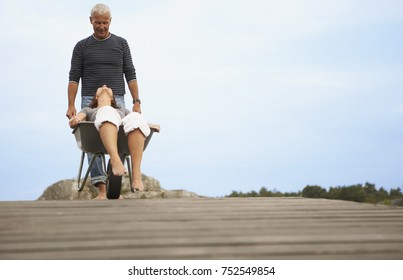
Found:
90,13 -> 111,40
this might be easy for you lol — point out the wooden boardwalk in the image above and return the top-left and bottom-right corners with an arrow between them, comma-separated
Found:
0,197 -> 402,259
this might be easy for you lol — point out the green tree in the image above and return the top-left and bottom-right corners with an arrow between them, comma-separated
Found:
228,190 -> 240,197
339,184 -> 366,202
259,187 -> 269,197
376,187 -> 389,203
327,187 -> 341,200
301,185 -> 327,198
364,182 -> 376,195
390,188 -> 402,199
249,190 -> 258,197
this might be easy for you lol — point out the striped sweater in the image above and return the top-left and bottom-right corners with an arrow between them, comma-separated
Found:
69,33 -> 137,96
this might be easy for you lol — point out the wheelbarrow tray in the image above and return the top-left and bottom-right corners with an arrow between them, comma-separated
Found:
72,121 -> 159,155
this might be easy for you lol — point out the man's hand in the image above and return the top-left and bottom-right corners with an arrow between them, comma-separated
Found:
66,106 -> 77,119
128,80 -> 141,113
132,103 -> 141,114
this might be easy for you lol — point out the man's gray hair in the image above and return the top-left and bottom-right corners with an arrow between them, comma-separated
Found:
91,3 -> 111,17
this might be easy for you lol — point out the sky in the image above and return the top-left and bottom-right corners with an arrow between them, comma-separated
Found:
0,0 -> 402,201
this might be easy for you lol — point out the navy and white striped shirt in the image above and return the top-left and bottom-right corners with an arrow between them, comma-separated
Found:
69,33 -> 137,96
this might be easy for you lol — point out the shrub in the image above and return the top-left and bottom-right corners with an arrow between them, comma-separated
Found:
301,185 -> 327,198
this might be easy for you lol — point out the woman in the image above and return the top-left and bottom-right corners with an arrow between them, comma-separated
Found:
69,85 -> 150,199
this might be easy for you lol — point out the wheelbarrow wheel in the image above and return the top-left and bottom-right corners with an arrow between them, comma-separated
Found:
106,160 -> 122,199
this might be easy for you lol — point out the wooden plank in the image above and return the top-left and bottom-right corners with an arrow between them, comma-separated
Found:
0,197 -> 402,259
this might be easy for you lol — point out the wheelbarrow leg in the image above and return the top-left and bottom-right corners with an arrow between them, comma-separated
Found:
76,152 -> 86,191
79,153 -> 103,191
125,155 -> 134,193
100,153 -> 107,176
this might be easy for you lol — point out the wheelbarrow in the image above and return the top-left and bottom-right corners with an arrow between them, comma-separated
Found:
72,121 -> 160,199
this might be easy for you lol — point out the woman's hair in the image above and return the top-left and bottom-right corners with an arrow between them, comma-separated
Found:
89,94 -> 120,109
91,3 -> 111,17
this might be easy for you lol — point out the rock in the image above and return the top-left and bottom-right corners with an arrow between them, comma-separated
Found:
161,189 -> 200,199
392,198 -> 403,207
38,174 -> 201,200
38,179 -> 98,200
120,174 -> 161,195
125,191 -> 163,199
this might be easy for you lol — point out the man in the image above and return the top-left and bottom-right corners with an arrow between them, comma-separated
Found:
66,3 -> 143,200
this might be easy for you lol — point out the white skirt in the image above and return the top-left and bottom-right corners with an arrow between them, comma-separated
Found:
94,106 -> 151,137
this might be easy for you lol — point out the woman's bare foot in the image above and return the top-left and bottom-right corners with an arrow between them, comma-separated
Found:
132,175 -> 144,192
110,156 -> 127,176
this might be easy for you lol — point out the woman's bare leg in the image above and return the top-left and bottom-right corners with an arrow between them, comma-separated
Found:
99,122 -> 127,176
128,129 -> 145,191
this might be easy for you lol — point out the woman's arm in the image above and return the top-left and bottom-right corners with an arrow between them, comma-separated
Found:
69,112 -> 87,128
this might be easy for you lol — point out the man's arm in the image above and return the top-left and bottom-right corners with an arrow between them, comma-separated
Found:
67,40 -> 83,119
66,82 -> 79,118
128,80 -> 141,113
